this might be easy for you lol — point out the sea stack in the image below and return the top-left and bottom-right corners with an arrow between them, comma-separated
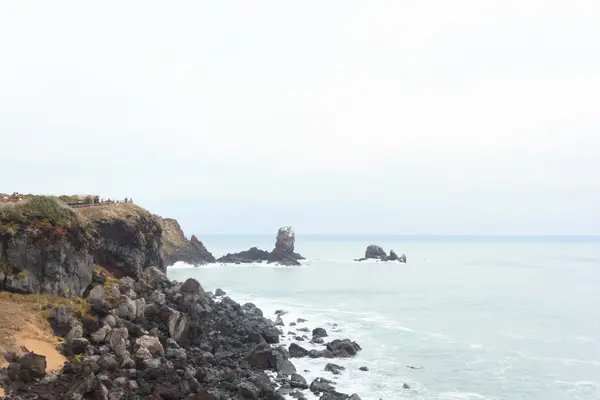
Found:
268,226 -> 305,266
216,226 -> 305,266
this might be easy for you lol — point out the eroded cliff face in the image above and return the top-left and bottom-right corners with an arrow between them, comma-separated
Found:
80,205 -> 164,278
0,198 -> 165,296
159,217 -> 215,266
0,199 -> 94,296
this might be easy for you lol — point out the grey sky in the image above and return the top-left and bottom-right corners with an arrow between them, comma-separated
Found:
1,1 -> 599,235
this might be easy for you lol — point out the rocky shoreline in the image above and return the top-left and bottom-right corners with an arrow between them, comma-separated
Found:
0,267 -> 363,399
0,196 -> 406,399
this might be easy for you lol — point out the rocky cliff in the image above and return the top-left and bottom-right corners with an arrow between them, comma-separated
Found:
78,204 -> 164,279
158,217 -> 215,266
0,197 -> 165,296
0,197 -> 93,296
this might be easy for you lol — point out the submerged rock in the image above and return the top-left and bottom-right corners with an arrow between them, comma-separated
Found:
325,363 -> 345,375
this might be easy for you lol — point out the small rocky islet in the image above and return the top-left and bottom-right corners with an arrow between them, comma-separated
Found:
160,220 -> 305,267
355,245 -> 407,263
0,195 -> 370,399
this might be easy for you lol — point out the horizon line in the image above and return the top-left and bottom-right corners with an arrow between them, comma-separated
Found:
191,233 -> 600,237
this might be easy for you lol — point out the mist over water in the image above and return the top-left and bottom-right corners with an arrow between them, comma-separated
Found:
168,236 -> 600,399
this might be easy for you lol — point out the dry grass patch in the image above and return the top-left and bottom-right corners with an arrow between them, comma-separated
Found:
77,203 -> 151,223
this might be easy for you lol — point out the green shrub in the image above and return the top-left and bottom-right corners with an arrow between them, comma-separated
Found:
22,196 -> 76,226
0,196 -> 82,234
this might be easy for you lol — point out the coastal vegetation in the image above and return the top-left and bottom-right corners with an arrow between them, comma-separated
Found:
0,195 -> 84,236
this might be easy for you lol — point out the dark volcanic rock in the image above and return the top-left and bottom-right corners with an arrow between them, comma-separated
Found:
365,244 -> 387,259
325,363 -> 345,375
326,339 -> 362,357
356,244 -> 406,263
247,344 -> 296,375
310,377 -> 336,394
0,240 -> 363,400
0,220 -> 93,296
267,226 -> 304,266
17,352 -> 47,381
289,343 -> 310,358
160,217 -> 216,266
217,247 -> 271,264
89,207 -> 164,278
312,327 -> 328,338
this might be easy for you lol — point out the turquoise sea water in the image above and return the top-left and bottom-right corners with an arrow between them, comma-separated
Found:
168,235 -> 600,400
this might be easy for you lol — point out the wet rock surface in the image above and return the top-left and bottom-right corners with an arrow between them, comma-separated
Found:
0,267 -> 364,399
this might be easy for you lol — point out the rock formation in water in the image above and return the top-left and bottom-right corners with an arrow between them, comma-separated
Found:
159,217 -> 215,266
217,247 -> 271,264
267,226 -> 305,266
356,244 -> 406,263
216,226 -> 305,266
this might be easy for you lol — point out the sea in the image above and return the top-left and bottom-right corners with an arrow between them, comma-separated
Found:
167,235 -> 600,400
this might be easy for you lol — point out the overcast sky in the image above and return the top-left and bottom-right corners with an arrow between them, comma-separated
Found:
1,1 -> 599,235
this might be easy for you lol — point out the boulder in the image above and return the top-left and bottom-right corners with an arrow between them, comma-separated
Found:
180,278 -> 205,297
246,344 -> 296,375
144,266 -> 170,288
289,373 -> 308,390
87,285 -> 105,303
17,352 -> 47,381
325,363 -> 345,375
215,288 -> 226,297
134,335 -> 165,357
49,306 -> 76,337
326,339 -> 362,357
116,296 -> 137,321
312,328 -> 328,338
238,381 -> 260,399
106,327 -> 130,360
66,325 -> 84,340
309,378 -> 335,394
289,343 -> 310,358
